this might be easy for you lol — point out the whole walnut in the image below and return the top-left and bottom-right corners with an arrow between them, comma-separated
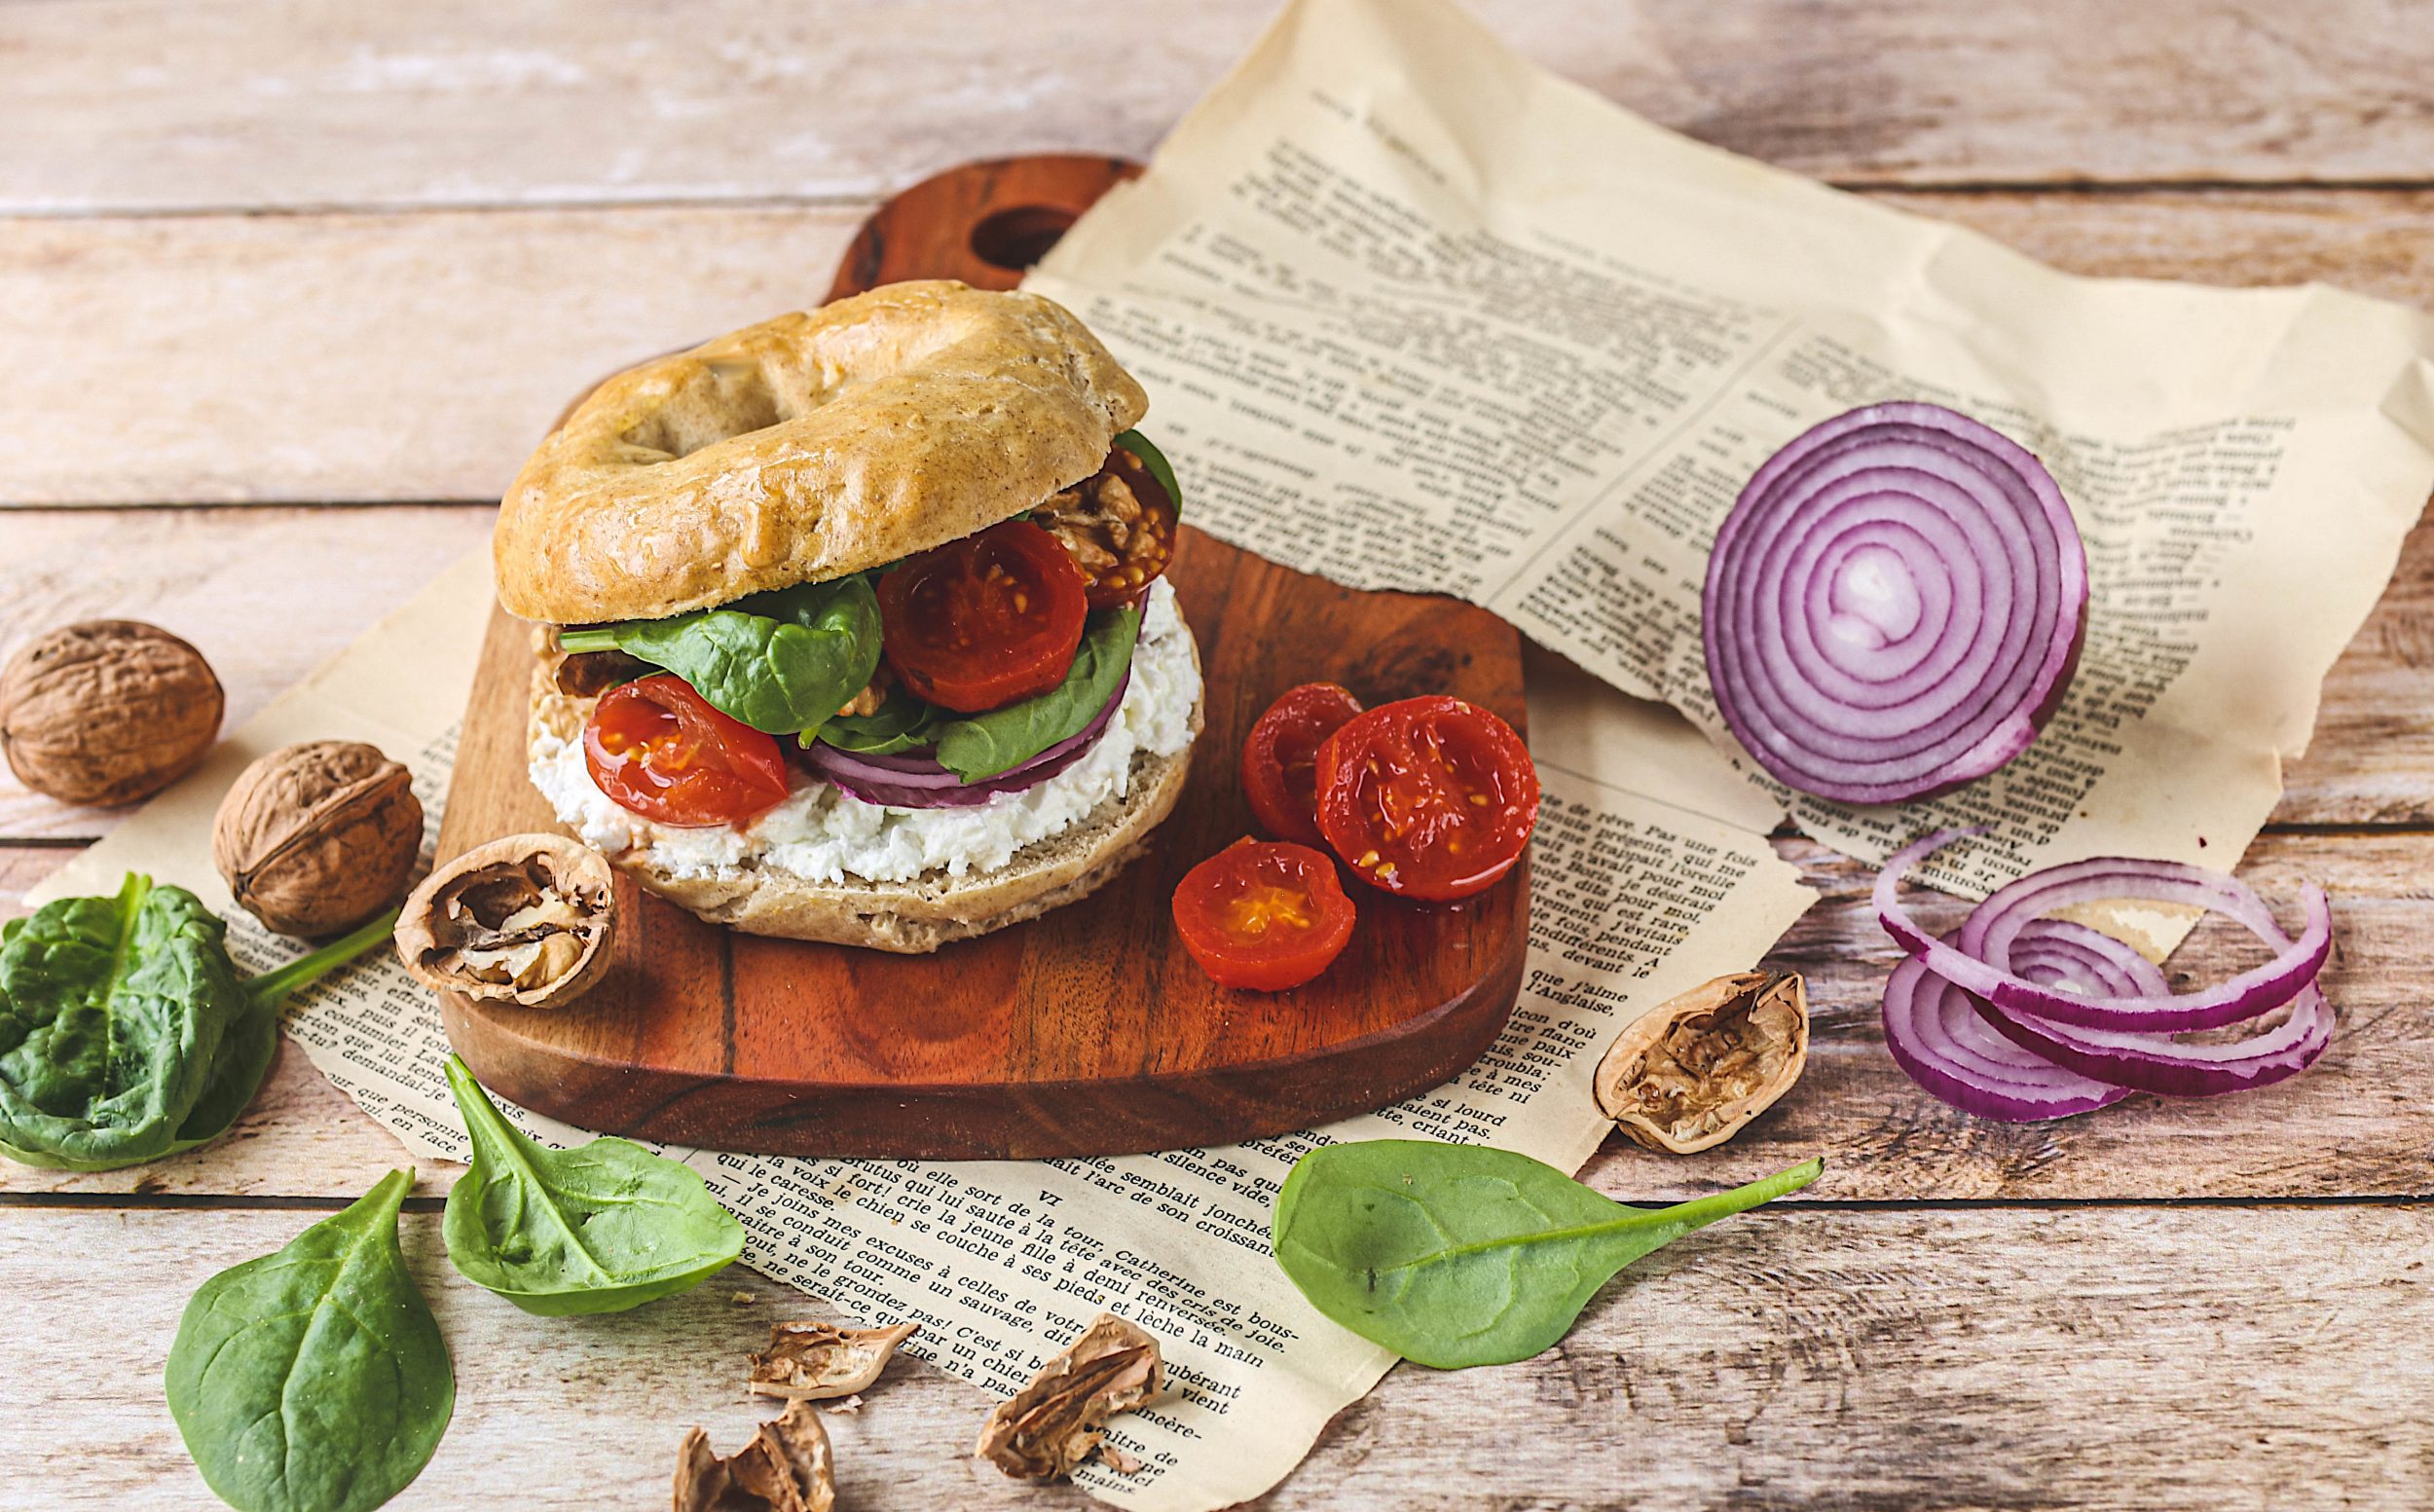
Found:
213,740 -> 424,937
0,621 -> 225,805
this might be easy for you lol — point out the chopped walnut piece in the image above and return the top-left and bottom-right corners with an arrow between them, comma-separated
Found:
392,833 -> 616,1009
673,1401 -> 834,1512
976,1313 -> 1164,1481
748,1319 -> 917,1401
1037,447 -> 1174,601
1594,971 -> 1809,1153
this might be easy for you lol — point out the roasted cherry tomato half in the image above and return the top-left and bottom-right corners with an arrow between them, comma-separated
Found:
877,519 -> 1088,713
1171,840 -> 1358,991
1240,682 -> 1364,847
1040,443 -> 1182,609
1314,695 -> 1540,901
584,673 -> 792,828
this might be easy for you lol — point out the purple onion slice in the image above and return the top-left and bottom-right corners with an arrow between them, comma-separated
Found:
1881,946 -> 2134,1122
1877,829 -> 2332,1032
1703,402 -> 2088,803
798,667 -> 1129,810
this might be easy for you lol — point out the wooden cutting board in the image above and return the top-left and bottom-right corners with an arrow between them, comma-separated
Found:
437,156 -> 1529,1159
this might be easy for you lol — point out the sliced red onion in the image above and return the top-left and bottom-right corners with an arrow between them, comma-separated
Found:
1877,830 -> 2331,1031
800,668 -> 1128,809
1882,952 -> 2131,1122
1874,833 -> 2338,1106
1703,402 -> 2088,803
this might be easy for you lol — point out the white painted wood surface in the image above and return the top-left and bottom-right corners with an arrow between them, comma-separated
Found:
9,1203 -> 2428,1511
6,2 -> 2434,1507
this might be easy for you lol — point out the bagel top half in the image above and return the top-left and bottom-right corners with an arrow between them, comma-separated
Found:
494,280 -> 1149,627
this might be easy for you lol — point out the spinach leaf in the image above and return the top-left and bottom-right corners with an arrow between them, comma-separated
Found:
166,1168 -> 454,1512
814,691 -> 942,756
0,874 -> 240,1170
0,881 -> 397,1172
559,574 -> 882,738
1272,1140 -> 1822,1369
811,605 -> 1143,781
440,1053 -> 744,1315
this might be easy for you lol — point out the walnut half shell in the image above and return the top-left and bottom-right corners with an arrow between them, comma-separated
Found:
1594,971 -> 1809,1154
977,1313 -> 1164,1481
674,1400 -> 833,1512
393,833 -> 615,1009
749,1320 -> 917,1401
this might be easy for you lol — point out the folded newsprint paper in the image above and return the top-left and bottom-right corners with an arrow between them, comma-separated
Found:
1030,0 -> 2434,896
31,550 -> 1810,1509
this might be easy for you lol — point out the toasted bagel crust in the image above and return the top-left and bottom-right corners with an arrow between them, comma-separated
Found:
495,281 -> 1148,626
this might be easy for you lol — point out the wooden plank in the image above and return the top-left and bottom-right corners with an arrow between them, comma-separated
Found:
6,829 -> 2428,1202
0,505 -> 494,839
3,1202 -> 2425,1509
0,208 -> 862,505
8,192 -> 2434,508
6,0 -> 2433,218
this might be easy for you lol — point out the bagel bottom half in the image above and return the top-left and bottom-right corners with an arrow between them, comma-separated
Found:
527,644 -> 1200,954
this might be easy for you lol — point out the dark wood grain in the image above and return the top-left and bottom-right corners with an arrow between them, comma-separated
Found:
438,531 -> 1527,1158
827,154 -> 1143,299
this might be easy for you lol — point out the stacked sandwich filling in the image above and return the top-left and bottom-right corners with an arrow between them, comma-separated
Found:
533,578 -> 1199,885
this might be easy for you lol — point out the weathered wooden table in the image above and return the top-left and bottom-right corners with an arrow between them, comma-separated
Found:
6,4 -> 2431,1506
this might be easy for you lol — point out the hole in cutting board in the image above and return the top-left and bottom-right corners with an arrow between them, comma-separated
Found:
970,204 -> 1080,272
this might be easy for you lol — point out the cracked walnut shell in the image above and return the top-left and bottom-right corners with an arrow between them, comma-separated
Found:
1595,971 -> 1808,1153
213,740 -> 423,936
749,1319 -> 917,1401
0,620 -> 223,806
393,833 -> 615,1009
977,1313 -> 1163,1481
674,1400 -> 833,1512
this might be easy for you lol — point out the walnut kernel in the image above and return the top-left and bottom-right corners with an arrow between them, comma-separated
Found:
393,833 -> 615,1009
0,620 -> 223,805
212,740 -> 423,936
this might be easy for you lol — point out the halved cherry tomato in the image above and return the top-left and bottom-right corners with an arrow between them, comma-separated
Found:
1171,840 -> 1358,991
1314,695 -> 1539,901
584,673 -> 791,828
1240,682 -> 1364,847
1040,445 -> 1181,608
877,519 -> 1088,713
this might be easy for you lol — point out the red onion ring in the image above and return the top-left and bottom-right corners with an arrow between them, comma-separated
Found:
1881,937 -> 2137,1122
1874,833 -> 2338,1109
1703,402 -> 2088,803
800,667 -> 1129,809
1877,829 -> 2331,1031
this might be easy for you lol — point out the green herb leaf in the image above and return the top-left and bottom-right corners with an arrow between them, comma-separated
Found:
561,574 -> 883,738
0,884 -> 396,1171
0,874 -> 243,1170
1272,1140 -> 1821,1369
811,605 -> 1144,781
166,1168 -> 455,1512
931,606 -> 1142,782
813,691 -> 942,756
441,1053 -> 745,1315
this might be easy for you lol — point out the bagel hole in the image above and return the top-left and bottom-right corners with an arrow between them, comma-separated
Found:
970,204 -> 1079,273
621,358 -> 789,461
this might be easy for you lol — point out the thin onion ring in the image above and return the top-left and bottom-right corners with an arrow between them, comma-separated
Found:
1876,829 -> 2331,1032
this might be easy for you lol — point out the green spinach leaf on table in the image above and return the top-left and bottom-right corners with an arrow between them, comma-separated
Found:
560,573 -> 883,738
1272,1140 -> 1822,1369
818,604 -> 1143,782
166,1167 -> 454,1512
0,878 -> 397,1172
441,1053 -> 745,1315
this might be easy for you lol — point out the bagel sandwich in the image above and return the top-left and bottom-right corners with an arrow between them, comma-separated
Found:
495,280 -> 1202,953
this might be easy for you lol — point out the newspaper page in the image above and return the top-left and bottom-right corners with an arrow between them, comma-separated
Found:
26,550 -> 1813,1511
1027,0 -> 2434,897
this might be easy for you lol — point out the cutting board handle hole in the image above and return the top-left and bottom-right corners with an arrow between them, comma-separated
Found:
970,204 -> 1079,272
